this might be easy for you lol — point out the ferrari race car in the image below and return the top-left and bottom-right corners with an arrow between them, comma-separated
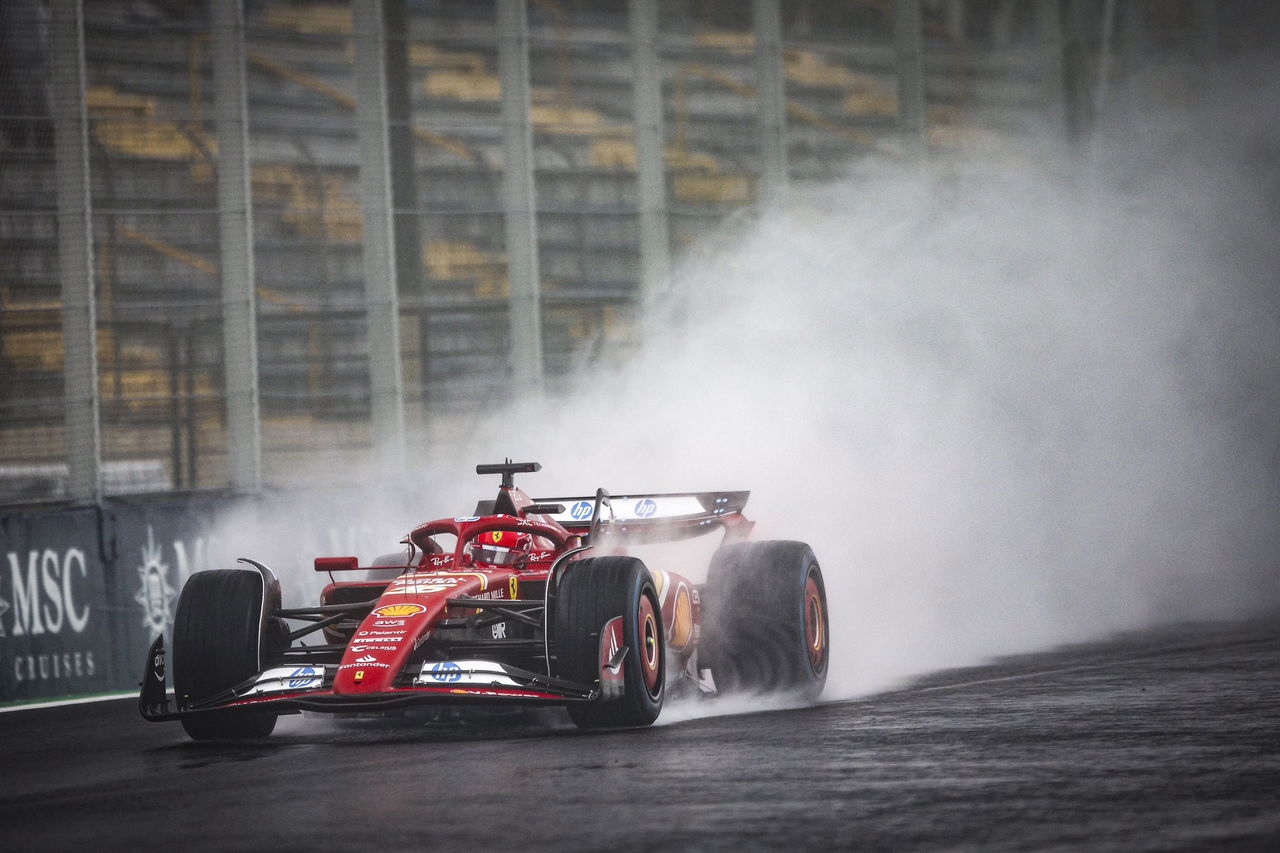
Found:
140,461 -> 830,739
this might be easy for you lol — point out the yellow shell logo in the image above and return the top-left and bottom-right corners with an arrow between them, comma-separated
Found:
373,603 -> 426,618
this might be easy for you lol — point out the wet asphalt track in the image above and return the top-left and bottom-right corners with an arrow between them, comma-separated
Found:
2,617 -> 1278,851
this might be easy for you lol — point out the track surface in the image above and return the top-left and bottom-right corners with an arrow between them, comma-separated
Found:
3,618 -> 1279,851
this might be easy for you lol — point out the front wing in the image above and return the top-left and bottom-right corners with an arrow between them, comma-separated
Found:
138,635 -> 597,722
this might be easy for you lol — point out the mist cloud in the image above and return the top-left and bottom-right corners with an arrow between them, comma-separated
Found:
449,54 -> 1280,697
208,53 -> 1280,704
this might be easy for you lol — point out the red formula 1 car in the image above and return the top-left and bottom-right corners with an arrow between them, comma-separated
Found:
140,461 -> 829,739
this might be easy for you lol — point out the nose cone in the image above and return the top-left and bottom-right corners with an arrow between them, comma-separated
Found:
331,572 -> 497,694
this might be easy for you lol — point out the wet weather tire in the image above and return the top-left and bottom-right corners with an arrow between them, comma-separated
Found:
172,569 -> 277,740
554,556 -> 665,729
700,541 -> 829,700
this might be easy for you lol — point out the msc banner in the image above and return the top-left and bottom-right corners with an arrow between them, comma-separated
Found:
102,498 -> 230,691
0,498 -> 245,705
0,508 -> 115,702
0,490 -> 411,705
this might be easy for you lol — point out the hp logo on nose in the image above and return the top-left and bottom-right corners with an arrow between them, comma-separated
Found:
635,499 -> 657,518
570,501 -> 593,520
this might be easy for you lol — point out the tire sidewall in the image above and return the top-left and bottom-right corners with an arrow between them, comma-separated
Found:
556,556 -> 665,728
624,569 -> 664,718
172,569 -> 276,739
796,554 -> 829,697
702,540 -> 829,699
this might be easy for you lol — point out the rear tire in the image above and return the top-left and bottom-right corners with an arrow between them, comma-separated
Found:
700,541 -> 829,700
173,569 -> 278,740
554,556 -> 665,729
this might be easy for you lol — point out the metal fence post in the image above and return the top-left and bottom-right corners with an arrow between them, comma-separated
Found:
212,0 -> 262,492
51,0 -> 101,503
894,0 -> 928,160
497,0 -> 544,390
354,0 -> 407,468
629,0 -> 671,311
1035,0 -> 1068,137
753,0 -> 788,206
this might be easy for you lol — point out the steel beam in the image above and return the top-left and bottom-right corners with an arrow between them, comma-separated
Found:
629,0 -> 671,311
51,0 -> 100,503
497,0 -> 544,389
1035,0 -> 1068,137
753,0 -> 788,205
354,0 -> 407,467
212,0 -> 261,492
893,0 -> 927,160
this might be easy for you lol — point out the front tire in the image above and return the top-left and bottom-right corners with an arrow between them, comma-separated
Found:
554,556 -> 665,729
172,569 -> 278,740
700,541 -> 829,700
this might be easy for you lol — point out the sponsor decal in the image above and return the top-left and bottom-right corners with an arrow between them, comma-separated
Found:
416,659 -> 519,687
508,576 -> 519,600
387,576 -> 465,595
491,622 -> 507,639
634,499 -> 658,518
132,527 -> 177,634
445,688 -> 535,697
126,527 -> 210,635
288,666 -> 321,689
3,547 -> 91,638
339,662 -> 392,670
354,654 -> 379,663
253,666 -> 323,693
569,501 -> 592,521
12,652 -> 97,682
671,584 -> 693,649
355,630 -> 406,637
454,516 -> 480,523
354,671 -> 364,682
389,573 -> 487,593
426,555 -> 453,568
388,581 -> 449,595
527,551 -> 553,562
599,616 -> 626,699
372,619 -> 407,627
349,644 -> 397,653
2,540 -> 106,688
151,646 -> 165,682
372,603 -> 425,618
428,661 -> 462,683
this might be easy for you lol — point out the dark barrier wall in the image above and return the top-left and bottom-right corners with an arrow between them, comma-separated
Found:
0,493 -> 407,705
0,508 -> 115,701
0,498 -> 241,704
1,504 -> 115,696
102,498 -> 239,703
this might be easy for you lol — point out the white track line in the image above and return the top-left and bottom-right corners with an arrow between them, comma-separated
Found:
0,692 -> 134,714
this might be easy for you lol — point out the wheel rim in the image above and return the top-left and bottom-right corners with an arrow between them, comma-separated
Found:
804,573 -> 827,674
638,592 -> 661,696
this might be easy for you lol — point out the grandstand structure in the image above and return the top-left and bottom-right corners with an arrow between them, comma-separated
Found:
0,0 -> 1226,505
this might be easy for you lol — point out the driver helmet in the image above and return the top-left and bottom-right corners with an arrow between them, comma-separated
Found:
469,529 -> 532,566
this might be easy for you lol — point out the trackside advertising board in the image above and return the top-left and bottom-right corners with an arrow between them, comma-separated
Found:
0,493 -> 412,705
0,500 -> 234,704
0,508 -> 115,701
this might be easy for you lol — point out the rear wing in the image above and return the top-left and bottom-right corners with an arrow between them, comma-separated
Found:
536,490 -> 753,543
